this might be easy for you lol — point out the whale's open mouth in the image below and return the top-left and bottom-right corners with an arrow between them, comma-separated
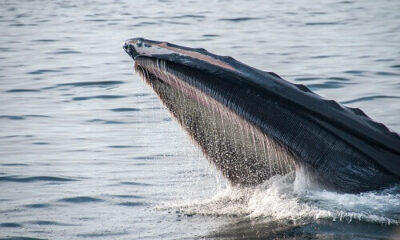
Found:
131,54 -> 296,185
124,38 -> 400,192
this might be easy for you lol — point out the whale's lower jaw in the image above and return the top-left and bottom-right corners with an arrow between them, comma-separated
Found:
133,56 -> 399,192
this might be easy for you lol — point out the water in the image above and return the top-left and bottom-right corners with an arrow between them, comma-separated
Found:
1,0 -> 400,239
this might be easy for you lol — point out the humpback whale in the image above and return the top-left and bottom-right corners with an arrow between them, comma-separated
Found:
123,38 -> 400,193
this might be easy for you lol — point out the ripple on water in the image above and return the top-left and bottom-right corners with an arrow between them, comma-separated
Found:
0,115 -> 25,120
32,142 -> 49,145
376,71 -> 400,76
131,21 -> 157,27
305,22 -> 342,25
27,69 -> 61,75
295,77 -> 321,81
0,163 -> 29,166
72,95 -> 125,101
32,39 -> 57,42
325,77 -> 350,82
116,202 -> 146,207
23,203 -> 51,209
170,14 -> 205,19
87,119 -> 125,124
24,115 -> 51,118
133,153 -> 174,160
307,81 -> 349,90
9,23 -> 38,27
57,196 -> 104,203
0,47 -> 16,52
27,220 -> 66,226
0,237 -> 46,240
5,89 -> 40,93
119,181 -> 152,186
2,135 -> 34,138
0,115 -> 50,120
55,80 -> 124,88
0,176 -> 76,183
375,58 -> 395,62
219,17 -> 262,22
108,145 -> 136,148
76,231 -> 128,238
50,49 -> 81,54
343,70 -> 365,75
202,34 -> 219,37
0,223 -> 22,228
311,55 -> 332,59
109,194 -> 144,199
341,95 -> 400,104
110,107 -> 140,112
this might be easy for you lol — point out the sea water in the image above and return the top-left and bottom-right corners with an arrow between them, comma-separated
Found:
1,0 -> 400,239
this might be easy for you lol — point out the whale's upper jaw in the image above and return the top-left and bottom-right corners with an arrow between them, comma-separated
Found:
123,38 -> 239,73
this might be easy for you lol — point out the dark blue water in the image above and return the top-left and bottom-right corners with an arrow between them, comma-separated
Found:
1,0 -> 400,239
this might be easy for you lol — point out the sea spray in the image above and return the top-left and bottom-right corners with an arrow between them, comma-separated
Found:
159,168 -> 400,224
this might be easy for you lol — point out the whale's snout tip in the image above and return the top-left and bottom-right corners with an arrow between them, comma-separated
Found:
123,41 -> 129,53
123,39 -> 139,59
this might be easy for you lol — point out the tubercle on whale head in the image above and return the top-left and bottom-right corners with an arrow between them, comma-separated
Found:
123,38 -> 180,60
123,38 -> 172,59
123,38 -> 141,59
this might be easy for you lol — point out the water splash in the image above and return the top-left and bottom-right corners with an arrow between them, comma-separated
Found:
160,168 -> 400,225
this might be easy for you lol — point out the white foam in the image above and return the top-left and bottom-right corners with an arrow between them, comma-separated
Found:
160,168 -> 400,224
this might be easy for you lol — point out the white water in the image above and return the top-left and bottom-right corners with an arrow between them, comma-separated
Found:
161,168 -> 400,225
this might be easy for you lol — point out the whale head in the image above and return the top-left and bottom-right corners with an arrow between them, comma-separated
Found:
123,37 -> 400,192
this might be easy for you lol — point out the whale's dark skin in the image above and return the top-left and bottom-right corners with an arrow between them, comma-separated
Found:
123,38 -> 400,193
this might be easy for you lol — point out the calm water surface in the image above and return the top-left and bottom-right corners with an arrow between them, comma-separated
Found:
1,0 -> 400,239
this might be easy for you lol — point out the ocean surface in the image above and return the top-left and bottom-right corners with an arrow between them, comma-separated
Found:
1,0 -> 400,239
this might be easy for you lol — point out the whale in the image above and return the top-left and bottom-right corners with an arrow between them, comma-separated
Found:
123,38 -> 400,193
